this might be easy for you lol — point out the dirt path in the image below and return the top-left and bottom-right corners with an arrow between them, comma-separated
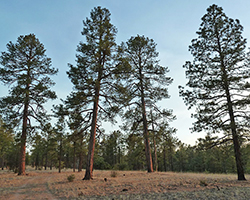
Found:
1,173 -> 58,200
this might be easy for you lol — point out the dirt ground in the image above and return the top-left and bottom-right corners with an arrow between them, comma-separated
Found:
1,167 -> 250,200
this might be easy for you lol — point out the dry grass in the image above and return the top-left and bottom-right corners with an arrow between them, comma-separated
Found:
1,167 -> 250,199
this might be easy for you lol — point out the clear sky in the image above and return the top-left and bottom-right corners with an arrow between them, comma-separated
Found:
1,0 -> 250,145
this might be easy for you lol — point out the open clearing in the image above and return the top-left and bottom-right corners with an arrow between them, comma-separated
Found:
1,168 -> 250,199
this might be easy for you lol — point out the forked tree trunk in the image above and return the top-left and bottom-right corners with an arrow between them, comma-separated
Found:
83,85 -> 100,180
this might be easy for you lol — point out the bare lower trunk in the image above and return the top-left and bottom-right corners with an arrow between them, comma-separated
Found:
44,152 -> 48,170
83,109 -> 98,179
163,147 -> 167,172
58,139 -> 62,173
73,142 -> 76,172
1,157 -> 4,170
18,103 -> 28,175
232,129 -> 245,180
18,131 -> 26,175
153,137 -> 158,171
140,72 -> 153,172
224,71 -> 245,180
83,86 -> 100,180
144,137 -> 153,172
150,111 -> 158,171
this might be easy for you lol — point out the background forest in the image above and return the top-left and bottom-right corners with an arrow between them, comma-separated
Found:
2,124 -> 250,174
1,2 -> 250,181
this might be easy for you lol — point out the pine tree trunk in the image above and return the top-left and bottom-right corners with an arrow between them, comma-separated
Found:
73,142 -> 76,172
140,69 -> 153,173
1,156 -> 4,170
163,146 -> 167,172
83,85 -> 100,180
227,96 -> 246,180
142,115 -> 153,172
151,111 -> 158,171
44,152 -> 48,170
18,103 -> 28,175
153,137 -> 158,172
58,139 -> 62,173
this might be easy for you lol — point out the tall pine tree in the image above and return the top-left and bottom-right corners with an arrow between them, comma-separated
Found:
66,7 -> 125,180
0,34 -> 58,175
179,4 -> 250,180
120,35 -> 173,172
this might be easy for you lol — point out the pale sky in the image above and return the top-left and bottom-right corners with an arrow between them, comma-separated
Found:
1,0 -> 250,145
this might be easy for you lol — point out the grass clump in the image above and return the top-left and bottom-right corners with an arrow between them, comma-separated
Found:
199,179 -> 208,187
67,174 -> 75,182
110,170 -> 118,178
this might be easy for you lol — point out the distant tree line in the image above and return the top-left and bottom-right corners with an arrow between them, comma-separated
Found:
2,126 -> 250,175
1,4 -> 250,181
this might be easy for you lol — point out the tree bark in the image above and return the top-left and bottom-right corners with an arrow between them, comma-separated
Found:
1,156 -> 4,170
225,87 -> 246,180
163,146 -> 167,172
44,151 -> 48,170
18,103 -> 28,175
58,139 -> 62,173
73,141 -> 76,172
151,111 -> 158,171
83,84 -> 100,180
139,69 -> 153,173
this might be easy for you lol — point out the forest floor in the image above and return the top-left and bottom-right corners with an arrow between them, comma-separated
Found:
1,167 -> 250,199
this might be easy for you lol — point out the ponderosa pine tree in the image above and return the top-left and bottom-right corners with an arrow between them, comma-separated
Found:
66,7 -> 125,180
0,34 -> 57,175
179,4 -> 250,180
120,35 -> 173,172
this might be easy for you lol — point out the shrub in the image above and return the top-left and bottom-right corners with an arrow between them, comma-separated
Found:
199,179 -> 208,187
110,170 -> 118,178
67,174 -> 75,182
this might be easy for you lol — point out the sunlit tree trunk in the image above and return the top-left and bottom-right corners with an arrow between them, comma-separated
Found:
18,102 -> 28,175
83,84 -> 100,180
